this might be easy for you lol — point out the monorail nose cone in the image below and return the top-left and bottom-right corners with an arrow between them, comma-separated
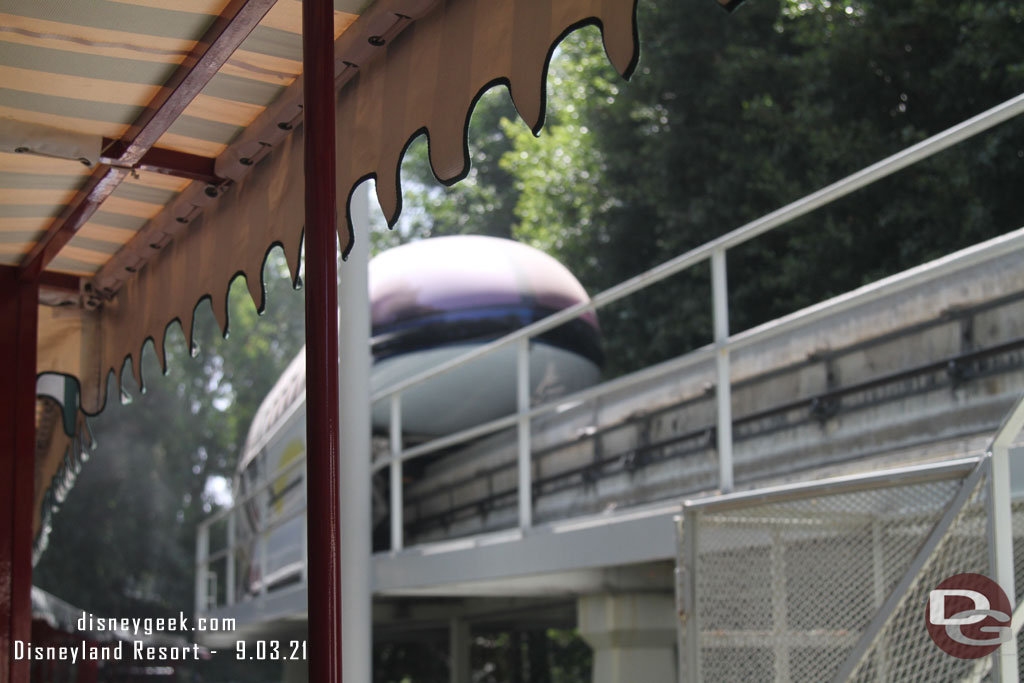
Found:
369,235 -> 599,339
368,235 -> 603,436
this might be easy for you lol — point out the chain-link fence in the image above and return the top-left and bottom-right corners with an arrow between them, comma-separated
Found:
675,457 -> 1024,682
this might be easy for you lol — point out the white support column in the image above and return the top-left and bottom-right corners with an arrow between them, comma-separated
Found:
390,394 -> 403,551
449,617 -> 471,683
259,530 -> 268,596
339,181 -> 373,683
710,250 -> 733,493
989,396 -> 1024,683
578,593 -> 678,683
516,337 -> 532,530
195,524 -> 209,614
681,510 -> 700,683
226,510 -> 236,606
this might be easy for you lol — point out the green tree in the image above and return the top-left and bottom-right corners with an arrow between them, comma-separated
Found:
34,251 -> 306,680
371,87 -> 523,254
502,0 -> 1024,375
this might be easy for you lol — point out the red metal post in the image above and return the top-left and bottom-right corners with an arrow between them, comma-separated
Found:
302,0 -> 341,680
77,644 -> 98,683
0,266 -> 39,683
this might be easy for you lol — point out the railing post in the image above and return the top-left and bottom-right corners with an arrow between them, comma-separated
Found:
226,510 -> 236,606
681,508 -> 700,683
207,572 -> 218,611
711,249 -> 734,493
195,524 -> 209,614
259,522 -> 268,596
339,181 -> 373,682
517,338 -> 532,530
988,396 -> 1024,683
449,617 -> 470,683
390,394 -> 403,551
674,515 -> 685,683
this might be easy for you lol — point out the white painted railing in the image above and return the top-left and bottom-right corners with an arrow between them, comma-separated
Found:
196,92 -> 1024,615
369,92 -> 1024,551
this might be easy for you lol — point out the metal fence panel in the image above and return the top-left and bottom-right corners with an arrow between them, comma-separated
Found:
679,462 -> 995,682
844,472 -> 990,682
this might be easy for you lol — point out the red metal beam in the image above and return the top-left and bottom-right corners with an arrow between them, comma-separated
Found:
38,272 -> 80,294
116,0 -> 278,166
100,139 -> 223,185
302,0 -> 341,680
0,265 -> 39,683
20,0 -> 275,276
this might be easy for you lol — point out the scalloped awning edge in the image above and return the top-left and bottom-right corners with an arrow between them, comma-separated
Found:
35,0 -> 640,416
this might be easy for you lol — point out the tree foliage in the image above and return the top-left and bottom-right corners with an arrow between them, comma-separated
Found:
34,253 -> 305,680
370,90 -> 522,254
394,0 -> 1024,376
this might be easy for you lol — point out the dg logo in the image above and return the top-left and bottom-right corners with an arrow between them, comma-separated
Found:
926,573 -> 1012,659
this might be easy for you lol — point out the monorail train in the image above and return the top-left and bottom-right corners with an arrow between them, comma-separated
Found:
234,235 -> 602,596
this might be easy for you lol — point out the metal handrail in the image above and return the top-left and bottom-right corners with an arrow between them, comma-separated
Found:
370,92 -> 1024,549
205,502 -> 306,566
201,452 -> 306,530
196,92 -> 1024,611
371,92 -> 1024,404
682,456 -> 981,513
196,463 -> 307,613
369,222 -> 1024,475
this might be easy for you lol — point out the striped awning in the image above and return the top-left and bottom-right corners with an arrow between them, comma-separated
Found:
1,0 -> 642,545
1,0 -> 359,274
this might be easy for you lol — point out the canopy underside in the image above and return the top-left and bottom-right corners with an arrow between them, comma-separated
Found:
24,0 -> 639,416
2,0 -> 360,274
4,0 -> 641,562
